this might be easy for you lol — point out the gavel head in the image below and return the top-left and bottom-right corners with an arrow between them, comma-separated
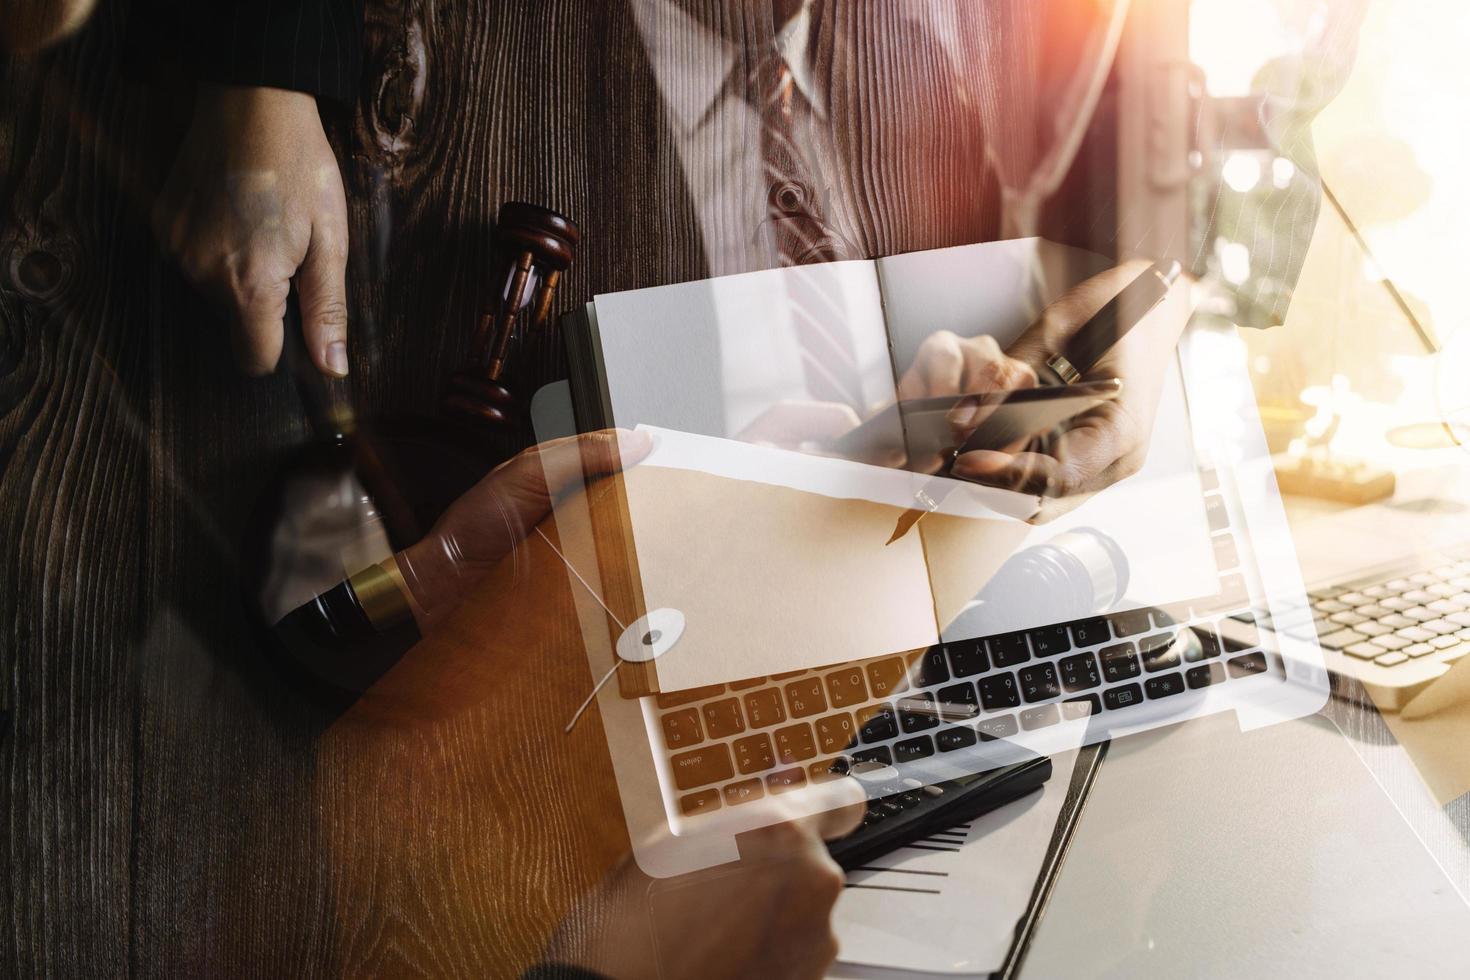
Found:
444,202 -> 580,430
495,201 -> 580,274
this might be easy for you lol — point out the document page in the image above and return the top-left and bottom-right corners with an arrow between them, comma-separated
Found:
831,749 -> 1082,976
878,239 -> 1219,634
592,259 -> 899,441
619,428 -> 1032,692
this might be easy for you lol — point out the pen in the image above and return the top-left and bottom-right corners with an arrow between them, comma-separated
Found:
885,260 -> 1182,545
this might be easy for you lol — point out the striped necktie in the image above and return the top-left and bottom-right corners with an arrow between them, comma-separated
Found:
751,39 -> 865,410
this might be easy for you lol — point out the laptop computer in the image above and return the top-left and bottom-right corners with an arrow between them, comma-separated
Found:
530,265 -> 1330,876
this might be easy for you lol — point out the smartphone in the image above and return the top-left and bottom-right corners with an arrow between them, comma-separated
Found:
956,379 -> 1122,454
829,380 -> 1122,470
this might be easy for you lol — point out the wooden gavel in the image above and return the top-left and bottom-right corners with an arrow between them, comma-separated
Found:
443,202 -> 581,428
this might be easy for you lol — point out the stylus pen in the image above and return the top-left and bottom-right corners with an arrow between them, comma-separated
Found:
885,259 -> 1182,545
1038,259 -> 1182,385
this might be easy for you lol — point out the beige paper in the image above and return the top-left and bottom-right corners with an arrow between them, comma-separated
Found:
611,465 -> 1020,692
1377,656 -> 1470,804
919,510 -> 1033,630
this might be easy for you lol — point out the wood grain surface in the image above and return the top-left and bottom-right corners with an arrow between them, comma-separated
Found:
2,2 -> 1118,976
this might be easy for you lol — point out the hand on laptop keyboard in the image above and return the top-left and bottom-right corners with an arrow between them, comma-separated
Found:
543,779 -> 865,979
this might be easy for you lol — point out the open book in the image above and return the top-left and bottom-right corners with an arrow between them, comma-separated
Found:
561,239 -> 1216,695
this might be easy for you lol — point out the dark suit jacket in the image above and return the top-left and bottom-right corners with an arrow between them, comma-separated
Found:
128,0 -> 363,105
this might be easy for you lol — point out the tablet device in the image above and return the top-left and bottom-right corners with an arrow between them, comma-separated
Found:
830,380 -> 1123,471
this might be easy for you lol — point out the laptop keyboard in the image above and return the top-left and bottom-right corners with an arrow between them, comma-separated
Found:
650,462 -> 1293,821
658,610 -> 1273,819
1289,561 -> 1470,668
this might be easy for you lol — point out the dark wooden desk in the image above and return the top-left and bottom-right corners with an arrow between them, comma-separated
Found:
1,4 -> 672,974
0,2 -> 1099,974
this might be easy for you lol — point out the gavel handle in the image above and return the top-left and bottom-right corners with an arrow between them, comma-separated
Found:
531,268 -> 562,329
486,251 -> 535,379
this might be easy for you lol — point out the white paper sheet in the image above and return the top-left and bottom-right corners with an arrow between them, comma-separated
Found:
637,425 -> 1040,521
590,238 -> 1219,691
831,750 -> 1082,976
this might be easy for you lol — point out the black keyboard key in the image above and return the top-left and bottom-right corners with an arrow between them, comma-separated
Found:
1185,624 -> 1216,662
1020,704 -> 1060,730
1068,618 -> 1110,648
857,703 -> 899,743
1186,663 -> 1225,689
978,672 -> 1020,711
866,658 -> 909,698
874,799 -> 905,820
1109,609 -> 1153,637
1139,633 -> 1182,673
936,725 -> 978,752
898,693 -> 941,732
1061,694 -> 1100,719
893,735 -> 935,762
1100,642 -> 1140,681
909,646 -> 950,688
1059,652 -> 1101,692
1227,651 -> 1269,678
936,682 -> 979,721
976,714 -> 1018,741
1018,663 -> 1060,703
891,790 -> 924,811
1145,673 -> 1186,700
989,631 -> 1030,668
1028,625 -> 1071,658
947,640 -> 990,678
1103,683 -> 1144,711
852,746 -> 893,767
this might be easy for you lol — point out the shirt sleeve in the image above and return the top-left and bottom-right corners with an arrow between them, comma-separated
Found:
127,0 -> 364,106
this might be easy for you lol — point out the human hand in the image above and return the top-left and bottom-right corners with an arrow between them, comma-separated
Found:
544,779 -> 866,979
898,330 -> 1039,469
154,84 -> 350,377
898,330 -> 1038,405
396,429 -> 653,629
953,260 -> 1191,503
